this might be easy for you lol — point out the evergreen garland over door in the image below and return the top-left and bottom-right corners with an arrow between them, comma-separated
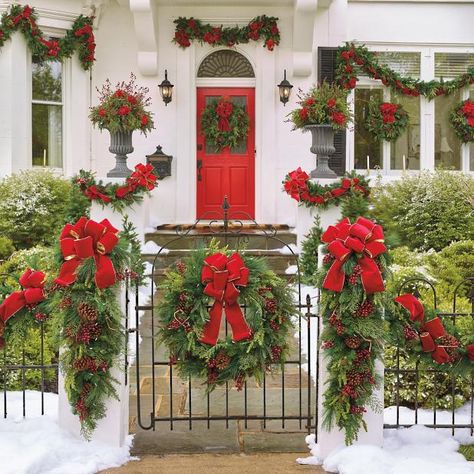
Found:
197,87 -> 255,218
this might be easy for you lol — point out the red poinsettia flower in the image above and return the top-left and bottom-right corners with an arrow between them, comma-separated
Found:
305,98 -> 315,107
127,95 -> 137,105
348,77 -> 357,88
467,117 -> 474,127
461,100 -> 474,117
379,103 -> 398,115
340,50 -> 352,61
249,21 -> 262,31
187,19 -> 197,30
175,30 -> 191,47
382,114 -> 396,124
271,24 -> 279,35
140,115 -> 149,126
118,106 -> 131,116
114,90 -> 125,98
265,39 -> 275,51
327,98 -> 337,109
331,111 -> 347,126
98,108 -> 106,117
248,30 -> 260,41
345,65 -> 353,74
299,107 -> 309,121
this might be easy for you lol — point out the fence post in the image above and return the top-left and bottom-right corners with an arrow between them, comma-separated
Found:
58,194 -> 148,446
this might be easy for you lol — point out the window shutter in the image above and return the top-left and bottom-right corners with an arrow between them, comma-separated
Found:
318,47 -> 346,176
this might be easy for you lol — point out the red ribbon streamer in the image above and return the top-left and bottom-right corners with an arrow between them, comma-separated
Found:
199,252 -> 252,346
216,100 -> 233,132
321,217 -> 386,293
54,217 -> 119,290
395,294 -> 451,364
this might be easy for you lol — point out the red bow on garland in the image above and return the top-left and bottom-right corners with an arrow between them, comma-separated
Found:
54,217 -> 119,290
395,294 -> 474,364
0,269 -> 46,348
330,177 -> 368,198
199,252 -> 252,346
322,217 -> 386,293
85,185 -> 111,203
128,163 -> 158,190
216,100 -> 233,132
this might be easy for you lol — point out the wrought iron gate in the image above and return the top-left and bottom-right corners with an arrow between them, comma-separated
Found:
129,198 -> 320,437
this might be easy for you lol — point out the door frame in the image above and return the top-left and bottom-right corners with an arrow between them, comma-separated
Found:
196,86 -> 256,219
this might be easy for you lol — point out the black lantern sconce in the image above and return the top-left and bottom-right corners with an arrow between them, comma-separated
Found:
158,69 -> 174,106
146,145 -> 173,179
277,69 -> 293,106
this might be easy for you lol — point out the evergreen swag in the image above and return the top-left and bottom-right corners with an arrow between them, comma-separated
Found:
385,293 -> 474,372
283,170 -> 370,208
366,99 -> 409,142
0,4 -> 95,70
337,43 -> 474,100
316,217 -> 389,445
200,98 -> 250,152
173,16 -> 280,51
157,241 -> 296,391
450,99 -> 474,143
73,163 -> 158,213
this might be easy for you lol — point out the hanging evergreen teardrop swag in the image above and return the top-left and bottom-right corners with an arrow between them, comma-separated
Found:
200,98 -> 250,152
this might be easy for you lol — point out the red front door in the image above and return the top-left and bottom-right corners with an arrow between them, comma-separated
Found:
196,87 -> 255,219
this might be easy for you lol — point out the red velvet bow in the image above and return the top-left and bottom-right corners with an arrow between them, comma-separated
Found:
216,100 -> 233,132
330,178 -> 368,198
395,294 -> 450,364
85,185 -> 111,203
199,252 -> 252,346
129,163 -> 157,191
466,345 -> 474,362
54,217 -> 119,290
0,269 -> 46,325
321,217 -> 386,293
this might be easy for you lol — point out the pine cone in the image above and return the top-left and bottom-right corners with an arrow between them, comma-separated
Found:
215,351 -> 231,370
271,345 -> 283,362
264,298 -> 278,314
403,325 -> 418,341
176,261 -> 187,274
345,336 -> 361,349
59,296 -> 73,309
77,303 -> 98,323
355,300 -> 375,318
269,319 -> 280,331
34,312 -> 48,322
437,334 -> 461,362
234,374 -> 245,391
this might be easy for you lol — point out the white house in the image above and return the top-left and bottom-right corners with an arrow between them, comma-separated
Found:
0,0 -> 473,231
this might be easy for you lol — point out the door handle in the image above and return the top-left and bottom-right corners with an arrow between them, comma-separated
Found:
197,159 -> 202,181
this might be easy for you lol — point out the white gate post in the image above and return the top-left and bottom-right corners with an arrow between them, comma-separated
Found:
58,191 -> 149,446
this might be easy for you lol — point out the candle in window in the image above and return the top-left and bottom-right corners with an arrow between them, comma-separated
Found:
366,155 -> 370,174
43,149 -> 46,167
402,154 -> 406,172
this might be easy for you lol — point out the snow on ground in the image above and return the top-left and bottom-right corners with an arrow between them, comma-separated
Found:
298,425 -> 474,473
285,264 -> 298,275
278,243 -> 299,255
0,391 -> 134,474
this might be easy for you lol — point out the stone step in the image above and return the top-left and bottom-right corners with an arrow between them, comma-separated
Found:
144,228 -> 297,251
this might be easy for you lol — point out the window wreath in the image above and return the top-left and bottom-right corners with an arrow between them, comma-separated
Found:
157,242 -> 296,391
450,99 -> 474,143
200,98 -> 250,152
366,99 -> 409,142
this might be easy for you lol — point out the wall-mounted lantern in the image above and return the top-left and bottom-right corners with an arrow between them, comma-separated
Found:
277,69 -> 293,106
158,69 -> 174,106
146,145 -> 173,179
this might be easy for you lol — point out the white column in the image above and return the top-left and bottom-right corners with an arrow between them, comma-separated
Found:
58,198 -> 148,446
0,34 -> 30,176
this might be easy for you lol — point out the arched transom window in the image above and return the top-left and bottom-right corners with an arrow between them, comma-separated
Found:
197,50 -> 255,78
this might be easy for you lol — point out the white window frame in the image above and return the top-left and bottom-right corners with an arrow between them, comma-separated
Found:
349,44 -> 474,175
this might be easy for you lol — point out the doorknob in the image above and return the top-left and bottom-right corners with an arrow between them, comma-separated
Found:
197,159 -> 202,181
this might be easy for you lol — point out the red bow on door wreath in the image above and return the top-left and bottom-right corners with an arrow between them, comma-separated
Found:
55,217 -> 119,290
322,217 -> 387,293
0,269 -> 46,324
395,293 -> 474,364
216,100 -> 233,132
199,252 -> 252,346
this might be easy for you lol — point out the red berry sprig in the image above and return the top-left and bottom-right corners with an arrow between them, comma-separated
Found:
323,254 -> 334,266
355,300 -> 375,318
348,265 -> 362,285
321,340 -> 334,350
403,325 -> 418,341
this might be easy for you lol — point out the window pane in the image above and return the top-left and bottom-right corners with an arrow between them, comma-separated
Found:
358,52 -> 420,78
354,88 -> 383,169
32,60 -> 62,102
32,104 -> 62,167
435,92 -> 461,170
230,96 -> 247,155
390,95 -> 420,170
435,53 -> 474,79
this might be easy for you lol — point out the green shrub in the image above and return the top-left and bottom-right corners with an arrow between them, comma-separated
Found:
300,215 -> 322,284
0,236 -> 15,262
371,170 -> 474,251
0,170 -> 90,249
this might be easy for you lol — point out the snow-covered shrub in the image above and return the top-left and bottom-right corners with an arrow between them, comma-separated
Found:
0,170 -> 90,249
371,170 -> 474,252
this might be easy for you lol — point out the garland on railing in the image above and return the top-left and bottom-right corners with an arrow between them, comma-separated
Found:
336,43 -> 474,100
366,99 -> 409,142
450,99 -> 474,143
173,15 -> 280,50
157,241 -> 295,391
317,217 -> 388,445
386,293 -> 474,371
283,170 -> 370,208
73,163 -> 158,213
0,4 -> 95,70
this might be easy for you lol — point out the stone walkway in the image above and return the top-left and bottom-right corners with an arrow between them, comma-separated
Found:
101,453 -> 325,473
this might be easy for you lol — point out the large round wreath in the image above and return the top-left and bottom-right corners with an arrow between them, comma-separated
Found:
157,243 -> 295,391
450,99 -> 474,143
366,99 -> 409,142
200,98 -> 249,152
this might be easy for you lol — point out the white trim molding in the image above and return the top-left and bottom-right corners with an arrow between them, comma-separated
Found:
292,0 -> 318,76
